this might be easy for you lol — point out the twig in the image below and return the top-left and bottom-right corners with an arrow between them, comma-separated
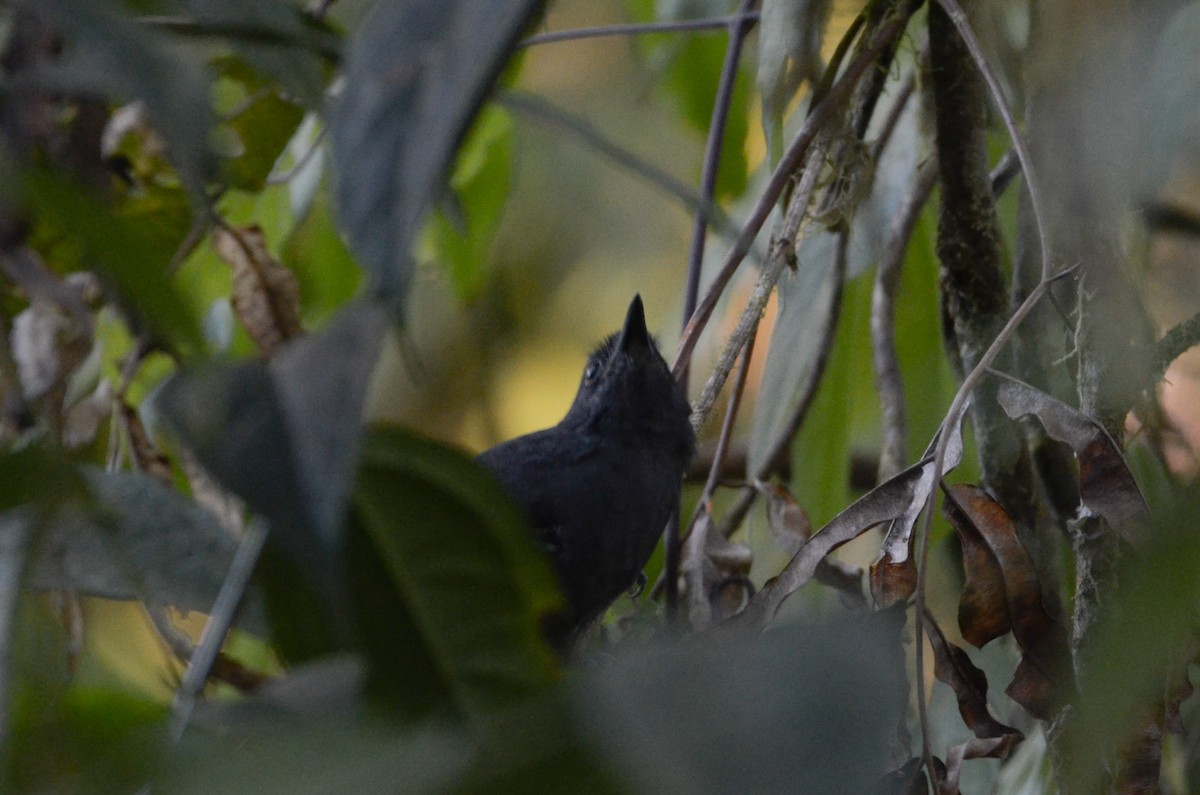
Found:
671,9 -> 912,380
913,264 -> 1077,774
0,516 -> 29,758
868,73 -> 916,164
913,2 -> 1060,776
689,131 -> 831,434
519,12 -> 761,48
1153,310 -> 1200,385
169,518 -> 269,741
757,227 -> 849,475
497,91 -> 741,243
668,323 -> 759,607
872,159 -> 937,481
680,0 -> 759,387
266,123 -> 328,186
135,16 -> 341,61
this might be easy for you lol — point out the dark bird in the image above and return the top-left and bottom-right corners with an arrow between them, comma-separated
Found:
478,295 -> 696,644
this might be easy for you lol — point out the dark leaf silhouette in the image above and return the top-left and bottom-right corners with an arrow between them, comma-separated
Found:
330,0 -> 545,316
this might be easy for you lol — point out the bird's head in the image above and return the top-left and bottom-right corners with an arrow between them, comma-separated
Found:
561,295 -> 694,461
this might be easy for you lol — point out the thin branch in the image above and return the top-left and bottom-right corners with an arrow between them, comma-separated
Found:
659,324 -> 759,607
868,72 -> 916,164
169,518 -> 269,741
668,323 -> 759,616
671,9 -> 913,381
0,516 -> 29,757
519,12 -> 761,48
1153,310 -> 1200,385
680,0 -> 759,387
266,123 -> 328,186
135,16 -> 341,61
759,227 -> 849,475
914,2 -> 1061,774
873,159 -> 937,481
689,131 -> 830,434
912,263 -> 1077,774
497,91 -> 741,243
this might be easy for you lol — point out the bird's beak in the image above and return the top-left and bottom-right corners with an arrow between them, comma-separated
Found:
616,294 -> 652,357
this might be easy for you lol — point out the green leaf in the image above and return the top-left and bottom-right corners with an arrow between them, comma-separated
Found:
220,78 -> 307,191
8,686 -> 165,795
30,0 -> 213,192
665,34 -> 752,199
786,269 -> 875,527
351,425 -> 560,719
330,0 -> 546,317
282,188 -> 365,327
420,105 -> 514,303
21,170 -> 204,356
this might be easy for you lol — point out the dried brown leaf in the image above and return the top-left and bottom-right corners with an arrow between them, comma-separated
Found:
923,610 -> 1022,740
759,480 -> 866,603
870,408 -> 968,608
682,503 -> 753,631
876,758 -> 928,795
121,401 -> 172,486
943,483 -> 1073,719
994,373 -> 1149,533
213,224 -> 304,357
758,480 -> 813,555
724,413 -> 968,633
942,734 -> 1022,794
948,495 -> 1010,647
1006,655 -> 1057,722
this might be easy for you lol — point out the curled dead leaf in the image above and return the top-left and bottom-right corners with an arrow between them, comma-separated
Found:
213,224 -> 304,357
942,483 -> 1073,720
923,610 -> 1022,741
757,479 -> 813,555
682,503 -> 753,631
994,372 -> 1149,534
942,734 -> 1022,795
869,407 -> 968,609
121,400 -> 172,486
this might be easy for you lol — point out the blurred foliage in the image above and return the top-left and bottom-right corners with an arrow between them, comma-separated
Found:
1,0 -> 1200,794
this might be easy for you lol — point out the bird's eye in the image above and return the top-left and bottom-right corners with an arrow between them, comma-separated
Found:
583,362 -> 599,384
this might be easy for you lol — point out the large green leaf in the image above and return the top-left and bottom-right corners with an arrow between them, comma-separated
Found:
22,170 -> 205,356
351,425 -> 560,719
28,0 -> 213,192
420,105 -> 514,303
330,0 -> 546,317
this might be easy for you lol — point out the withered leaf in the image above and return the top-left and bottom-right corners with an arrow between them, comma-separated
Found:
994,372 -> 1149,533
943,484 -> 1021,647
121,401 -> 172,486
1006,656 -> 1058,723
875,758 -> 927,795
682,503 -> 753,631
213,224 -> 304,357
727,412 -> 966,633
942,734 -> 1022,795
758,479 -> 865,603
942,483 -> 1073,720
870,406 -> 968,609
923,610 -> 1022,740
758,479 -> 813,555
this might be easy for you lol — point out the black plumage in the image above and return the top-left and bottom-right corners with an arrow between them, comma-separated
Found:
478,295 -> 695,642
